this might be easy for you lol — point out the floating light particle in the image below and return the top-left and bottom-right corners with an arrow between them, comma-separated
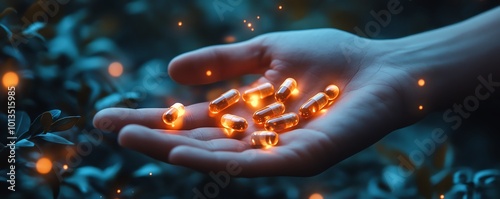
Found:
257,16 -> 260,19
251,28 -> 255,31
278,5 -> 283,10
178,21 -> 183,27
418,79 -> 425,87
36,158 -> 52,174
243,19 -> 246,23
309,193 -> 323,199
108,62 -> 123,77
247,23 -> 252,28
440,194 -> 444,199
206,70 -> 212,76
419,105 -> 423,110
2,71 -> 19,87
117,189 -> 121,194
149,172 -> 152,176
224,35 -> 236,43
63,164 -> 68,170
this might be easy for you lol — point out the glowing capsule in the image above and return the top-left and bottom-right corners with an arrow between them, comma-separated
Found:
251,131 -> 279,148
162,103 -> 185,125
242,83 -> 274,102
324,84 -> 340,101
299,92 -> 329,119
275,78 -> 297,102
209,89 -> 240,114
221,114 -> 248,132
252,102 -> 285,124
264,112 -> 299,132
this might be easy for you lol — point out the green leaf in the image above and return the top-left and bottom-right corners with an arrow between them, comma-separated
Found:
15,111 -> 31,138
36,133 -> 74,145
16,139 -> 35,147
50,116 -> 80,132
40,112 -> 53,133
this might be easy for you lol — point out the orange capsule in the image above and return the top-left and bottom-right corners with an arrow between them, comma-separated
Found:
162,103 -> 185,125
209,89 -> 240,114
251,131 -> 279,148
264,112 -> 299,132
221,114 -> 248,132
242,83 -> 274,102
275,78 -> 297,102
325,84 -> 340,101
299,92 -> 329,119
252,102 -> 285,125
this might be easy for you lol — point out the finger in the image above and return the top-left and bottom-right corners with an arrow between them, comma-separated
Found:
168,38 -> 269,85
118,124 -> 248,162
168,130 -> 330,177
93,103 -> 215,132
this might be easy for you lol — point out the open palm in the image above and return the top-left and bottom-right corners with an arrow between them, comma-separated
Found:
93,29 -> 418,176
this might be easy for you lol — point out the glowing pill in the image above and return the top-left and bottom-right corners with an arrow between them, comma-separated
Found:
242,83 -> 274,102
299,92 -> 329,119
162,103 -> 185,125
275,78 -> 297,102
221,114 -> 248,132
324,84 -> 340,101
251,131 -> 279,148
209,89 -> 240,114
252,102 -> 285,124
264,112 -> 299,132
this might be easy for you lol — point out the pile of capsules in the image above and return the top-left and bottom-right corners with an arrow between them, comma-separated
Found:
162,78 -> 340,148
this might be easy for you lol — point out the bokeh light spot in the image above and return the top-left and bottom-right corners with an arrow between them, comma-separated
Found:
117,189 -> 121,194
63,164 -> 68,170
36,158 -> 52,174
309,193 -> 323,199
2,71 -> 19,88
178,21 -> 183,27
206,70 -> 212,77
278,5 -> 283,10
292,89 -> 299,96
418,105 -> 423,110
108,62 -> 123,77
418,79 -> 425,87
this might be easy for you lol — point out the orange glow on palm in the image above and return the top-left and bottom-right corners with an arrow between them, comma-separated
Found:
309,193 -> 323,199
206,70 -> 212,76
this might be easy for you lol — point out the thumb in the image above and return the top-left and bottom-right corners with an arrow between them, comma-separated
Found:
168,37 -> 269,85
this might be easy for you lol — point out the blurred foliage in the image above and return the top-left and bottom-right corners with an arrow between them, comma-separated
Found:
1,0 -> 500,198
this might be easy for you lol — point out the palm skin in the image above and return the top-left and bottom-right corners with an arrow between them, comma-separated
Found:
93,29 -> 420,177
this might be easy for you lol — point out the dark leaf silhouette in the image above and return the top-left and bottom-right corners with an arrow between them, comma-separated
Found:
25,109 -> 61,139
36,133 -> 74,145
0,7 -> 17,19
40,112 -> 53,133
50,116 -> 81,132
15,111 -> 31,138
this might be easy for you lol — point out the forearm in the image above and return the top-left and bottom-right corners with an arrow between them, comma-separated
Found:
383,7 -> 500,114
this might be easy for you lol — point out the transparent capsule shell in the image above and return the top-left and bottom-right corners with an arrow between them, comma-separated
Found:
324,84 -> 340,101
299,92 -> 329,119
221,114 -> 248,132
209,89 -> 240,114
251,131 -> 279,148
264,112 -> 299,132
252,102 -> 285,124
162,103 -> 185,125
242,83 -> 274,102
275,78 -> 297,102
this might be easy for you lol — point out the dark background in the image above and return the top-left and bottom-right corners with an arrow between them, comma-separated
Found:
1,0 -> 499,198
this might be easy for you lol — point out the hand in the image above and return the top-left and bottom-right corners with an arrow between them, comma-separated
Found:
93,29 -> 419,176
